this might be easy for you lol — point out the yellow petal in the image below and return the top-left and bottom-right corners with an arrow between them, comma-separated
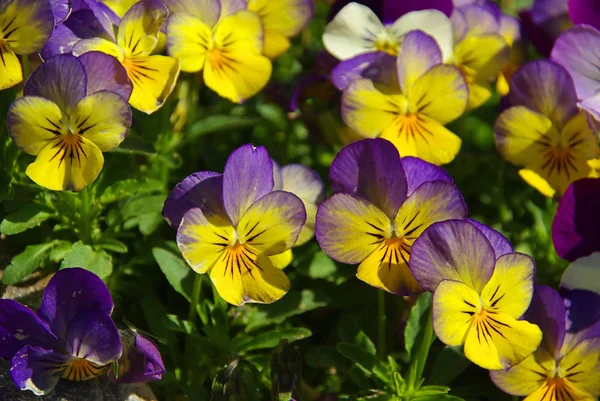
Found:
210,245 -> 290,305
123,55 -> 180,114
26,136 -> 104,192
165,13 -> 211,72
432,279 -> 480,347
117,0 -> 166,56
467,80 -> 493,111
100,0 -> 139,18
295,202 -> 316,246
262,29 -> 291,59
342,79 -> 407,139
524,381 -> 596,401
518,169 -> 557,199
7,96 -> 63,155
558,337 -> 600,396
490,347 -> 556,396
247,0 -> 313,38
270,249 -> 293,269
0,0 -> 53,54
407,65 -> 468,125
464,312 -> 542,370
356,240 -> 423,295
381,114 -> 462,165
0,43 -> 22,90
455,34 -> 510,85
71,91 -> 131,152
204,10 -> 272,103
480,253 -> 536,318
73,38 -> 123,60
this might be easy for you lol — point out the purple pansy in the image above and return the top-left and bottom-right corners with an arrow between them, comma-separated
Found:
491,285 -> 600,400
0,269 -> 122,395
551,25 -> 600,127
109,331 -> 165,384
315,138 -> 467,295
163,144 -> 307,306
520,0 -> 571,57
568,0 -> 600,30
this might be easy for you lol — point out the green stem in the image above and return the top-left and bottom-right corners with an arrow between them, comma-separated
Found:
79,187 -> 92,244
414,306 -> 434,389
377,290 -> 387,359
21,55 -> 30,81
184,274 -> 203,382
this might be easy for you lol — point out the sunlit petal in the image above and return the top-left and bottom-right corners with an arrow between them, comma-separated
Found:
166,12 -> 211,72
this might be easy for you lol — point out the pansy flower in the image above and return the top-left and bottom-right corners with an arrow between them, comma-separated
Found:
323,1 -> 454,62
7,53 -> 132,191
246,0 -> 314,59
109,330 -> 165,383
164,0 -> 271,104
551,25 -> 600,129
328,0 -> 453,25
98,0 -> 139,18
0,268 -> 122,395
341,30 -> 468,165
494,60 -> 599,198
409,219 -> 543,370
491,285 -> 600,400
162,144 -> 306,306
0,0 -> 54,90
315,138 -> 467,295
450,4 -> 510,110
519,0 -> 571,57
71,0 -> 180,114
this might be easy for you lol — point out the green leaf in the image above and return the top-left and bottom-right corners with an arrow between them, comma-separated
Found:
98,239 -> 128,253
307,251 -> 337,279
48,241 -> 73,262
122,195 -> 165,235
112,135 -> 155,155
0,204 -> 52,235
99,178 -> 163,204
405,292 -> 433,358
2,242 -> 55,284
336,342 -> 390,384
428,346 -> 470,386
339,315 -> 376,355
412,395 -> 464,401
165,314 -> 199,336
233,327 -> 312,353
187,115 -> 261,140
412,385 -> 450,397
256,103 -> 288,130
152,247 -> 194,302
60,241 -> 113,279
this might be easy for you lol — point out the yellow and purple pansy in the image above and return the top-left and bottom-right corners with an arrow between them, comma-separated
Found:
409,219 -> 543,370
164,0 -> 272,104
494,59 -> 599,198
60,0 -> 181,114
340,30 -> 468,165
0,0 -> 54,90
163,144 -> 307,306
7,52 -> 132,191
315,138 -> 467,295
491,285 -> 600,400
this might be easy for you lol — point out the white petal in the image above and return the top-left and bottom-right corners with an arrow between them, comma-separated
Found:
389,10 -> 454,62
322,2 -> 386,60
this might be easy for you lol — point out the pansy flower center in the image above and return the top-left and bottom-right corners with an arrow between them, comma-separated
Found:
62,358 -> 107,381
374,36 -> 399,56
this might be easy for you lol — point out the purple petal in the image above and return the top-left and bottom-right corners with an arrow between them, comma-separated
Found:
551,25 -> 600,100
162,0 -> 221,27
49,0 -> 71,24
561,288 -> 600,333
79,51 -> 132,99
40,24 -> 80,59
400,157 -> 453,196
0,300 -> 59,359
409,219 -> 496,293
459,4 -> 500,36
569,0 -> 600,30
109,333 -> 165,383
465,219 -> 514,258
396,30 -> 442,93
508,60 -> 578,127
579,93 -> 600,126
552,178 -> 600,261
37,268 -> 114,342
222,144 -> 274,225
331,52 -> 397,91
11,346 -> 70,396
329,138 -> 407,219
85,0 -> 119,38
382,0 -> 452,23
525,285 -> 567,357
65,310 -> 122,365
518,10 -> 558,57
163,171 -> 225,229
281,164 -> 325,205
533,0 -> 569,24
24,54 -> 87,112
